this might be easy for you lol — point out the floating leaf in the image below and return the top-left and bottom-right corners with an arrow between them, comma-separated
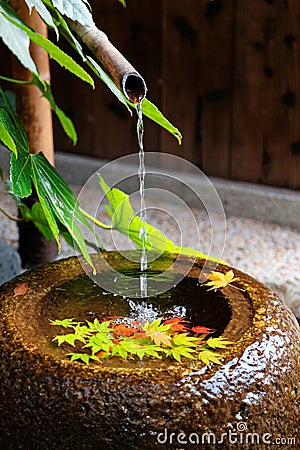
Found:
191,325 -> 214,334
51,316 -> 233,365
205,270 -> 239,291
13,282 -> 29,296
68,353 -> 99,365
164,346 -> 195,363
164,317 -> 188,332
172,333 -> 200,347
49,318 -> 78,328
53,332 -> 87,347
206,337 -> 233,349
198,350 -> 223,365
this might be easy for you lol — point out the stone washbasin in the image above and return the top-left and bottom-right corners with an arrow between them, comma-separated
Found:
0,252 -> 298,450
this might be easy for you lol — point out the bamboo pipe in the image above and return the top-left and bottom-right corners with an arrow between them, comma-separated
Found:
67,20 -> 147,103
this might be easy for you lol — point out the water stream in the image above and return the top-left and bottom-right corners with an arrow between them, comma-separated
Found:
136,101 -> 148,297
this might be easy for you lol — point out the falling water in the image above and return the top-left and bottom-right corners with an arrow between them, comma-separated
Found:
136,101 -> 148,297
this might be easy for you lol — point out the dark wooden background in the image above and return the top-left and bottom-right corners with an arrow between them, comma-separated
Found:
2,0 -> 300,189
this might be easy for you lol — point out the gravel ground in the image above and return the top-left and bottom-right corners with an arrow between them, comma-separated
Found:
0,179 -> 299,318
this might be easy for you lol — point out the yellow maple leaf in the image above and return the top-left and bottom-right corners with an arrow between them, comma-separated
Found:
145,330 -> 173,347
205,270 -> 239,291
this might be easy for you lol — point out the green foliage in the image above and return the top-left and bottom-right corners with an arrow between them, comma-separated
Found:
0,83 -> 221,270
51,0 -> 94,27
0,0 -> 182,142
0,87 -> 97,269
142,99 -> 182,145
98,176 -> 226,264
24,0 -> 58,36
0,0 -> 186,267
51,317 -> 232,366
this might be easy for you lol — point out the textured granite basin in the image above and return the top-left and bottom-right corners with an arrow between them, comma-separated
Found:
0,252 -> 299,449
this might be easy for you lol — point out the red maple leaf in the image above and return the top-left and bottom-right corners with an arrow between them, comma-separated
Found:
191,325 -> 214,334
112,324 -> 138,338
164,317 -> 188,332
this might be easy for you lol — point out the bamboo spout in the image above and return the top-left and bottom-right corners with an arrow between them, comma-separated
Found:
68,21 -> 147,103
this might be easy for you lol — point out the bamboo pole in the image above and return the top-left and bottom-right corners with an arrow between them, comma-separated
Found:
67,20 -> 147,103
11,0 -> 57,267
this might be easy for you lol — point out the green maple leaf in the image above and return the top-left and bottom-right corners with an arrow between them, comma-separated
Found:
68,353 -> 99,365
49,318 -> 78,328
111,344 -> 128,359
84,334 -> 112,354
206,337 -> 232,349
198,350 -> 223,365
143,319 -> 172,333
86,319 -> 113,334
53,333 -> 86,347
165,346 -> 196,363
99,177 -> 226,264
172,333 -> 200,347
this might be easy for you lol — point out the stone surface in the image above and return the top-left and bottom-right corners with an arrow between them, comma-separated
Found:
0,254 -> 298,450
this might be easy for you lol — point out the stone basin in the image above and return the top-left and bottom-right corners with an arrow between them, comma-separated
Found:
0,252 -> 299,450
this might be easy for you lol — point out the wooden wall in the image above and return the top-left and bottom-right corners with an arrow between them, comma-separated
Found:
3,0 -> 300,189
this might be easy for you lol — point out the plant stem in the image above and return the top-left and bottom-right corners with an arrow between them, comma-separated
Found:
79,207 -> 112,230
0,75 -> 34,85
0,205 -> 24,222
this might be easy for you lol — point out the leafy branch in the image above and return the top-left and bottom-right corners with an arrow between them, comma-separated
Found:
97,177 -> 227,264
0,0 -> 182,143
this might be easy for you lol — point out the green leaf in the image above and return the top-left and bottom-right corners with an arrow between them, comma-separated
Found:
142,99 -> 182,144
30,152 -> 95,267
165,347 -> 195,363
24,0 -> 58,37
0,11 -> 37,75
50,318 -> 78,328
143,318 -> 172,333
0,88 -> 29,153
0,120 -> 17,156
0,2 -> 94,87
68,353 -> 99,364
53,332 -> 86,346
25,28 -> 94,87
111,344 -> 128,359
10,189 -> 54,241
99,176 -> 174,254
86,319 -> 112,333
20,201 -> 54,241
117,0 -> 126,7
43,1 -> 86,58
51,0 -> 95,27
9,151 -> 32,198
86,56 -> 130,113
198,350 -> 223,365
172,333 -> 199,347
99,177 -> 226,264
206,337 -> 232,349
